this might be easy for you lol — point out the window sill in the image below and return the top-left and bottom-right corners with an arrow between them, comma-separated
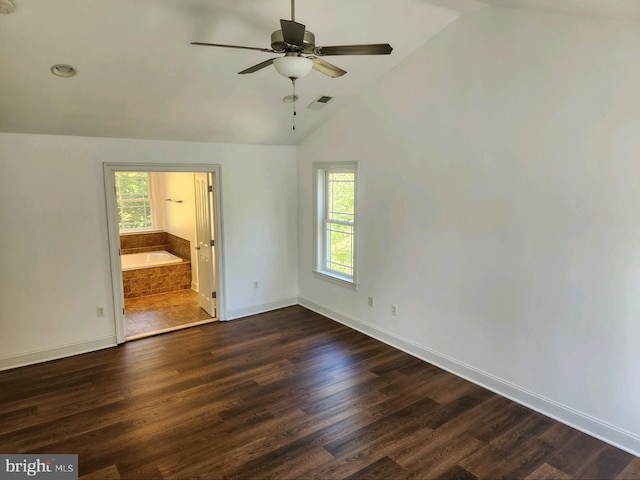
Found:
313,270 -> 359,291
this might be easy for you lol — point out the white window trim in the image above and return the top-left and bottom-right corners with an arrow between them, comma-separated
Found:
149,172 -> 165,231
313,161 -> 359,291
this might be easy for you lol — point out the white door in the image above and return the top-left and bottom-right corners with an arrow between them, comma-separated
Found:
194,172 -> 216,317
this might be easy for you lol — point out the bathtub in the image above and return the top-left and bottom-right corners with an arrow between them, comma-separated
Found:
121,251 -> 183,271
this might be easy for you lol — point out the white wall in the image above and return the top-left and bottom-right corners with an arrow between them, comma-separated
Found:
297,7 -> 640,454
0,133 -> 298,368
161,172 -> 198,288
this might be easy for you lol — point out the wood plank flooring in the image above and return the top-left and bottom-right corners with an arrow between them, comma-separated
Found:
0,305 -> 638,479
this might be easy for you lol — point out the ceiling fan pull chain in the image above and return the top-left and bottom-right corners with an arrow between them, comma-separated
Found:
292,79 -> 297,130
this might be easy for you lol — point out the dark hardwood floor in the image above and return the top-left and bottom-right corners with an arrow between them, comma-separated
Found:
0,305 -> 638,479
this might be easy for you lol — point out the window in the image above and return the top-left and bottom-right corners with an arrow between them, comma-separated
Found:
314,162 -> 358,289
115,172 -> 156,232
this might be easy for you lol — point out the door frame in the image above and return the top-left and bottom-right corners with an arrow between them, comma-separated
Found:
103,163 -> 226,344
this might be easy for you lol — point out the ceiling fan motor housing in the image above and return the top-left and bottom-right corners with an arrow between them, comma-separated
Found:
271,29 -> 316,54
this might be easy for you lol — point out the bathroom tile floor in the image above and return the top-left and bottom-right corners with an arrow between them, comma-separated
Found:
124,289 -> 214,339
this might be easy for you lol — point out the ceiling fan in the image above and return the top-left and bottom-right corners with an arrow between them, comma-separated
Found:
191,0 -> 393,80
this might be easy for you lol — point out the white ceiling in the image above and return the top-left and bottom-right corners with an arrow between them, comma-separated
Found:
0,0 -> 638,146
0,0 -> 462,145
480,0 -> 640,21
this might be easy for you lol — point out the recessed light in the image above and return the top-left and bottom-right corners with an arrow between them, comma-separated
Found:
0,0 -> 15,15
50,64 -> 77,78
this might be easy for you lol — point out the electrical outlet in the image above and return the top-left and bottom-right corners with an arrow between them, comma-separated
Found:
96,307 -> 105,317
253,280 -> 259,289
368,296 -> 374,307
391,304 -> 398,316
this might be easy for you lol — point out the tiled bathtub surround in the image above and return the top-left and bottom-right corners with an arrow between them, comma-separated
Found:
167,233 -> 191,260
120,231 -> 193,299
122,245 -> 168,255
120,232 -> 168,255
123,262 -> 191,298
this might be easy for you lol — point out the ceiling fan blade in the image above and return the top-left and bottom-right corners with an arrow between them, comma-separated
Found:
280,19 -> 306,47
238,58 -> 276,74
309,57 -> 347,78
316,43 -> 393,56
191,42 -> 274,53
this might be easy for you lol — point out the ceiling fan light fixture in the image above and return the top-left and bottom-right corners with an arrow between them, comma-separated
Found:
273,56 -> 312,79
0,0 -> 15,14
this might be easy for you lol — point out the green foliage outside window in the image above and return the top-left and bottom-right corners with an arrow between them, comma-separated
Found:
115,172 -> 154,231
326,172 -> 355,276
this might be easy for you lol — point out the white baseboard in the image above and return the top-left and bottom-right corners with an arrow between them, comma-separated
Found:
225,296 -> 299,321
299,297 -> 640,457
0,335 -> 117,372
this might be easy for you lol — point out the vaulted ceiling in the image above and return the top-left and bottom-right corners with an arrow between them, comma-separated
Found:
1,0 -> 638,146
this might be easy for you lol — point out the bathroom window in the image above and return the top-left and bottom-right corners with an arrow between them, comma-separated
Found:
314,162 -> 359,290
115,172 -> 156,232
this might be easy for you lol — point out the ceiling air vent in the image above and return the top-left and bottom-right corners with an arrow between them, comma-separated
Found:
307,95 -> 334,111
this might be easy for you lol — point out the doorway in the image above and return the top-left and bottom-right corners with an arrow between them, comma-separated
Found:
104,164 -> 225,344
